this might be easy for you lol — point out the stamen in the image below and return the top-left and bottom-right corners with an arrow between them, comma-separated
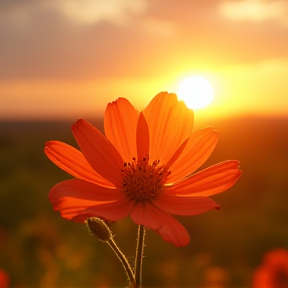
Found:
121,155 -> 170,202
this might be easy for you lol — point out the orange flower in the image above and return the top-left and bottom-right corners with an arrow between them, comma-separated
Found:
252,248 -> 288,288
45,92 -> 241,247
0,269 -> 9,288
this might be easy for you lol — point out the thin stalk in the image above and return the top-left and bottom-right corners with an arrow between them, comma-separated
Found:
107,237 -> 135,286
134,225 -> 145,288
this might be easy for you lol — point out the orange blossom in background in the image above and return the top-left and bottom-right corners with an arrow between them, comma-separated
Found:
252,248 -> 288,288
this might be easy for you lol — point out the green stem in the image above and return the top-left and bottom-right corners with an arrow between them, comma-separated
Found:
134,225 -> 145,288
107,237 -> 135,286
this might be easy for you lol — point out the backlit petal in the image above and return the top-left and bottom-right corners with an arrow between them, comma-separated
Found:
49,179 -> 134,222
167,160 -> 241,196
137,112 -> 149,160
130,202 -> 190,247
44,141 -> 114,187
143,92 -> 194,164
152,194 -> 220,215
166,127 -> 219,183
71,119 -> 123,186
104,98 -> 139,162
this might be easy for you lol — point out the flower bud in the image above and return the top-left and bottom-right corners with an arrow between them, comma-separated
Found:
86,217 -> 112,242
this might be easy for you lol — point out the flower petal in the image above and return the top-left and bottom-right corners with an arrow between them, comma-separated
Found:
167,160 -> 241,196
152,194 -> 220,215
44,141 -> 114,187
137,112 -> 149,160
130,202 -> 190,247
49,179 -> 134,222
71,119 -> 123,186
104,98 -> 139,162
143,92 -> 194,164
166,127 -> 219,183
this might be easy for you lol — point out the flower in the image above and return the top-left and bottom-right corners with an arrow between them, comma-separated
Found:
252,248 -> 288,288
0,269 -> 10,288
45,92 -> 241,247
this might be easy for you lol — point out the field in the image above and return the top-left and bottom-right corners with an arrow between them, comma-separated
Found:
1,116 -> 288,287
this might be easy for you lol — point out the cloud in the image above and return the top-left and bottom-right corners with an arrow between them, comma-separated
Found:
53,0 -> 147,25
1,0 -> 287,83
218,0 -> 288,25
0,0 -> 147,27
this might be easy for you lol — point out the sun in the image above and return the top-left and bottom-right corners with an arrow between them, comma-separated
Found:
176,76 -> 214,109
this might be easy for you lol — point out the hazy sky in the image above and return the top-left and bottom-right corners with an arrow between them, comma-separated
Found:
1,0 -> 288,120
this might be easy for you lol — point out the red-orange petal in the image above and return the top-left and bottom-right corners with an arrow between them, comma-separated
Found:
136,112 -> 149,160
49,179 -> 134,222
104,98 -> 139,162
44,141 -> 114,187
166,127 -> 219,183
71,119 -> 123,187
142,92 -> 194,164
130,202 -> 190,247
152,194 -> 220,215
167,160 -> 241,196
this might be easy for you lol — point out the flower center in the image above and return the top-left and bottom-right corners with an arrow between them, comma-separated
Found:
121,155 -> 170,202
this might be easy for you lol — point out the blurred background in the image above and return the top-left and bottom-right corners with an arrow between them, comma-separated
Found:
1,0 -> 288,287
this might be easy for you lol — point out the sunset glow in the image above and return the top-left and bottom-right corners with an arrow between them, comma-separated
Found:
0,1 -> 287,119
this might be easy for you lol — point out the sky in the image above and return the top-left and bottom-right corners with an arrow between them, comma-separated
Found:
0,0 -> 288,120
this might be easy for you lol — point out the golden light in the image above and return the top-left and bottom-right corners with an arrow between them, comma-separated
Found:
176,76 -> 214,109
